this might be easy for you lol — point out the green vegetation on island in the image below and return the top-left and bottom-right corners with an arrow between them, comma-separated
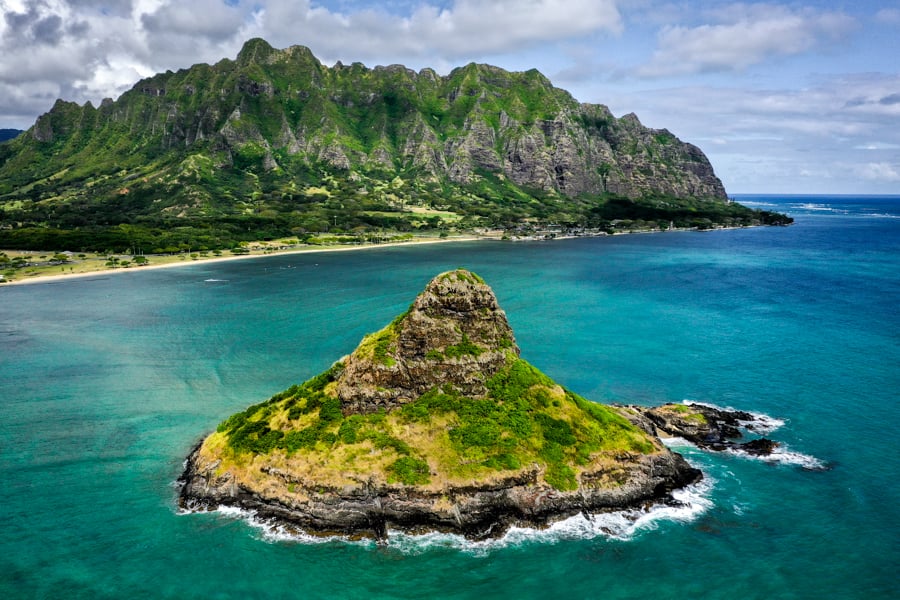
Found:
212,355 -> 654,490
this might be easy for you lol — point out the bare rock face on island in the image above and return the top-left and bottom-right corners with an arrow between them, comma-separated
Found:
336,270 -> 518,414
179,270 -> 702,540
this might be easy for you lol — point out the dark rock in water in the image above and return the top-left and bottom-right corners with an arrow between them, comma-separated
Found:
622,402 -> 782,456
739,438 -> 779,456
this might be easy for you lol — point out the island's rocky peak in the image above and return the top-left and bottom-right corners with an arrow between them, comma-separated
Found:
336,269 -> 519,414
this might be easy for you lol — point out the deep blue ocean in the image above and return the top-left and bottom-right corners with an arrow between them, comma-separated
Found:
1,195 -> 897,599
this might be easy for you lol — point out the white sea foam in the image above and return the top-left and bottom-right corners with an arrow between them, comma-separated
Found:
738,413 -> 785,435
184,480 -> 716,553
862,212 -> 900,219
177,504 -> 373,546
726,445 -> 828,471
383,478 -> 715,554
215,505 -> 248,518
793,203 -> 835,211
660,436 -> 697,449
677,401 -> 827,469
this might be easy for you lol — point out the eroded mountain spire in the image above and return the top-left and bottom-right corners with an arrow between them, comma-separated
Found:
336,269 -> 519,414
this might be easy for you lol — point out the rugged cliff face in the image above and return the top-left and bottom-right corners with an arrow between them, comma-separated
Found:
0,38 -> 797,253
0,40 -> 728,208
179,270 -> 702,540
11,39 -> 725,201
336,270 -> 518,413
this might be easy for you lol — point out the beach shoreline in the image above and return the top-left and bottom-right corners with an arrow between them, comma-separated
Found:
0,235 -> 490,287
0,222 -> 775,287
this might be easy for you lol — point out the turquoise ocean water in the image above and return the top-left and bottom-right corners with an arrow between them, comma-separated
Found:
1,195 -> 897,599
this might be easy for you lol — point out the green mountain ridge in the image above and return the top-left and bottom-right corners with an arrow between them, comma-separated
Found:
0,38 -> 790,252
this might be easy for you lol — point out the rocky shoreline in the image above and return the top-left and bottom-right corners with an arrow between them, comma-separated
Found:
178,441 -> 701,541
179,401 -> 785,541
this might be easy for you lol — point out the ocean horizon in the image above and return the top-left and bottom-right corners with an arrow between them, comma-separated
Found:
1,194 -> 897,599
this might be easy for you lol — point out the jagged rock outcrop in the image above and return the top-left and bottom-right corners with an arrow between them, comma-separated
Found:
336,270 -> 518,414
620,403 -> 780,456
179,270 -> 704,541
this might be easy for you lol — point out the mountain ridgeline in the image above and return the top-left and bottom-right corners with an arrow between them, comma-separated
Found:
0,39 -> 789,252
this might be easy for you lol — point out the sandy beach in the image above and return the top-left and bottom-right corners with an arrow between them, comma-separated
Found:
1,223 -> 763,288
0,235 -> 490,287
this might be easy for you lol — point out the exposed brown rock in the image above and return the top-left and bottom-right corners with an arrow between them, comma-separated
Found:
336,269 -> 519,414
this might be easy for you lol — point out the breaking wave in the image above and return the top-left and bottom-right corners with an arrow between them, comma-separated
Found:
386,479 -> 715,554
861,212 -> 900,219
725,445 -> 829,471
791,203 -> 848,213
182,505 -> 375,547
181,480 -> 715,553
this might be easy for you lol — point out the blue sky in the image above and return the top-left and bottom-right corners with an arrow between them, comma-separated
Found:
1,0 -> 898,194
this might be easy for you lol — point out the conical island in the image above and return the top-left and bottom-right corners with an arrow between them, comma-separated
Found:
180,269 -> 703,539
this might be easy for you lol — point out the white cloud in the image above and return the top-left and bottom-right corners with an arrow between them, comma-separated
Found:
246,0 -> 622,62
844,90 -> 900,117
0,0 -> 253,126
637,5 -> 856,77
140,0 -> 244,38
594,71 -> 900,193
854,142 -> 900,150
0,1 -> 145,111
0,0 -> 625,126
875,8 -> 900,26
0,0 -> 894,194
855,162 -> 900,182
